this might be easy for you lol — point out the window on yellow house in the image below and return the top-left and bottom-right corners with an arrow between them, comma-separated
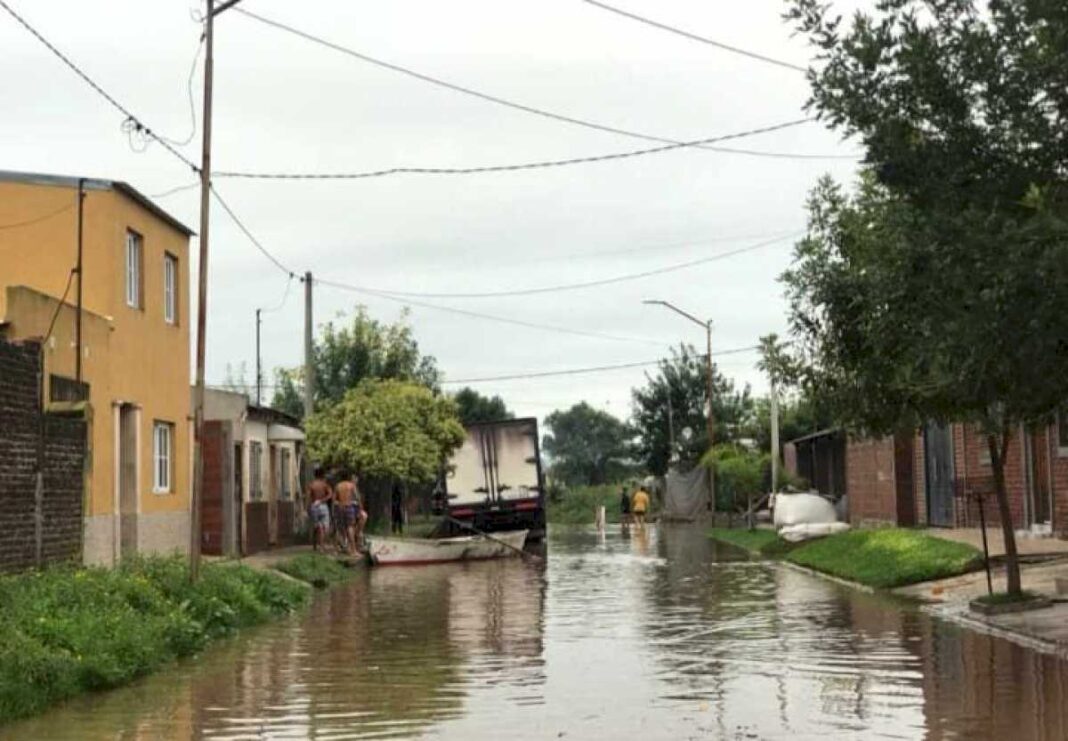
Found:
153,421 -> 173,493
163,253 -> 178,324
125,230 -> 143,309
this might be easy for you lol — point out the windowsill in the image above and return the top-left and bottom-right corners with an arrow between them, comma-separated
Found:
152,488 -> 173,496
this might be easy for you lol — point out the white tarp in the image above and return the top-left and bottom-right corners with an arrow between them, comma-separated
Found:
662,467 -> 711,521
773,492 -> 838,528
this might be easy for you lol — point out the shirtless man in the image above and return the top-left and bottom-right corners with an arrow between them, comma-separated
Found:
335,470 -> 362,555
307,466 -> 333,552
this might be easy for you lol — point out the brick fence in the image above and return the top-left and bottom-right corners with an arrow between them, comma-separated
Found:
0,339 -> 86,572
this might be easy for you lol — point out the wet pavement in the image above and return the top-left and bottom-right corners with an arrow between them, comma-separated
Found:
6,524 -> 1068,740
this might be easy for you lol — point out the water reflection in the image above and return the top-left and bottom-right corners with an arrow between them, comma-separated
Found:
4,525 -> 1068,740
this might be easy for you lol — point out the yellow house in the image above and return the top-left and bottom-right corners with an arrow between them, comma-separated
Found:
0,170 -> 193,565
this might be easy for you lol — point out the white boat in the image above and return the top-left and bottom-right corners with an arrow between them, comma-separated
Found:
367,529 -> 529,566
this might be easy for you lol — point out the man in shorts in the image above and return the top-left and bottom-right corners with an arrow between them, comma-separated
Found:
307,466 -> 333,552
631,484 -> 651,530
335,470 -> 364,555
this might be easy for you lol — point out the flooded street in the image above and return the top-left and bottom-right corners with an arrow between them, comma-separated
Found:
7,525 -> 1068,740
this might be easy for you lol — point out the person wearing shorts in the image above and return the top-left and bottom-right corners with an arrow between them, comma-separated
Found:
335,471 -> 362,555
307,467 -> 333,552
631,485 -> 650,530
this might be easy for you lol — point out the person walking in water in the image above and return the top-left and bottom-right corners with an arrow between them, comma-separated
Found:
307,466 -> 333,552
619,485 -> 632,528
631,484 -> 650,530
335,470 -> 361,555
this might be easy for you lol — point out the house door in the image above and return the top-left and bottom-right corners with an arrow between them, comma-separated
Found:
924,422 -> 955,527
232,443 -> 243,556
268,445 -> 279,545
1025,428 -> 1052,531
119,404 -> 138,558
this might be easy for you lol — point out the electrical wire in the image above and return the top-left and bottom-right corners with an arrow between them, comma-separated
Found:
151,181 -> 201,199
209,185 -> 299,277
578,0 -> 807,73
337,232 -> 800,300
44,268 -> 76,341
213,119 -> 815,180
0,0 -> 200,174
157,30 -> 204,147
442,345 -> 760,384
0,201 -> 74,231
258,274 -> 294,314
232,7 -> 855,161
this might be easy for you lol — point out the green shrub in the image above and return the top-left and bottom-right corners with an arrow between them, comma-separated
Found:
274,553 -> 353,587
0,556 -> 307,726
546,483 -> 641,525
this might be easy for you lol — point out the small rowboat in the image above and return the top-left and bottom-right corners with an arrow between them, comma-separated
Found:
366,529 -> 529,566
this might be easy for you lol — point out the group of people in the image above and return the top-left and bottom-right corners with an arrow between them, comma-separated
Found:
306,467 -> 368,556
619,483 -> 651,529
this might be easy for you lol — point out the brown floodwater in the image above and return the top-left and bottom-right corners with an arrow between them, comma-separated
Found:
5,524 -> 1068,740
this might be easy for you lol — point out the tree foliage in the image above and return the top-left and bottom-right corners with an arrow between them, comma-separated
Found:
630,344 -> 754,476
452,387 -> 513,426
543,403 -> 633,486
786,0 -> 1068,594
305,379 -> 465,485
272,307 -> 441,419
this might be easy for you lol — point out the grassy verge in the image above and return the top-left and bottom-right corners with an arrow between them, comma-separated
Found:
548,484 -> 643,525
709,527 -> 983,589
274,553 -> 354,587
708,528 -> 793,557
0,556 -> 307,725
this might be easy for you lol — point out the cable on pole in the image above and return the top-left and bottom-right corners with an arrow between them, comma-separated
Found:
578,0 -> 808,73
212,119 -> 818,180
0,201 -> 75,231
209,185 -> 299,278
232,7 -> 856,161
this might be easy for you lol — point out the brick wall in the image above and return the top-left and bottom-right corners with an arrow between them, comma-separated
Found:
0,340 -> 86,572
846,436 -> 898,525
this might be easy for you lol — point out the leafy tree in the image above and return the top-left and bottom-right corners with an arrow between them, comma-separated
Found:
631,344 -> 754,476
786,0 -> 1068,595
742,392 -> 832,454
543,403 -> 633,486
452,387 -> 513,426
305,379 -> 465,484
272,306 -> 441,419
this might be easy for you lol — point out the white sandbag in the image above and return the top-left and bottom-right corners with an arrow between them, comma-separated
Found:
779,522 -> 851,543
773,492 -> 838,528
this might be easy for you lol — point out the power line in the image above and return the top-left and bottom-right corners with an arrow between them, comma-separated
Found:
151,181 -> 200,199
316,277 -> 670,347
44,268 -> 76,341
442,345 -> 759,384
157,31 -> 205,147
578,0 -> 807,73
259,273 -> 294,313
0,201 -> 74,231
339,232 -> 800,300
213,119 -> 816,180
209,185 -> 299,277
232,7 -> 854,161
0,0 -> 199,174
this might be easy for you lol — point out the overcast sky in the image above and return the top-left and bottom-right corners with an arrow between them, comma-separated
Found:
2,0 -> 863,422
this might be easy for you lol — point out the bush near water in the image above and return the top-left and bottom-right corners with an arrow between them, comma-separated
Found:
546,483 -> 657,525
0,556 -> 307,725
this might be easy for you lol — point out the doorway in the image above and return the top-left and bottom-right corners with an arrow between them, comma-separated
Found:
233,443 -> 244,556
268,444 -> 279,545
924,422 -> 955,527
118,404 -> 138,558
1025,427 -> 1052,533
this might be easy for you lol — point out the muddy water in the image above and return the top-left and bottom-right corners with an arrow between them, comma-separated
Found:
6,525 -> 1068,740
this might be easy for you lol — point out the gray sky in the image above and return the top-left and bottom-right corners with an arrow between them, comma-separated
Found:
2,0 -> 862,421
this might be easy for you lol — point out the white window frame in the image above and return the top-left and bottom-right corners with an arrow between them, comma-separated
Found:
153,421 -> 173,493
280,448 -> 291,500
125,230 -> 143,309
250,441 -> 263,500
163,253 -> 177,324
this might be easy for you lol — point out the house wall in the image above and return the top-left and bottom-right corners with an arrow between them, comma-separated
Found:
0,178 -> 192,564
846,436 -> 898,526
0,339 -> 87,572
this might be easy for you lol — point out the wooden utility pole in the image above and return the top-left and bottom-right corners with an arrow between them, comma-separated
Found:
189,0 -> 215,582
770,374 -> 780,493
75,178 -> 85,383
303,271 -> 314,419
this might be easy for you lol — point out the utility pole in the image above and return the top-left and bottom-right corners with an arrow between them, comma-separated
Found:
303,271 -> 314,419
75,178 -> 85,383
770,374 -> 780,493
255,308 -> 261,405
191,0 -> 243,581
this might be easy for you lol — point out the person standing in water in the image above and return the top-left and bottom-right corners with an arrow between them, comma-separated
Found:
631,484 -> 651,530
335,470 -> 360,555
307,467 -> 333,552
619,485 -> 632,527
390,480 -> 405,535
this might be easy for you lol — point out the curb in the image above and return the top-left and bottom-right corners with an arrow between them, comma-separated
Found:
776,559 -> 878,594
927,602 -> 1068,660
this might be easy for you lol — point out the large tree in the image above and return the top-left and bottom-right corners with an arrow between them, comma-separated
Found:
631,344 -> 753,476
542,403 -> 633,486
305,379 -> 465,484
786,0 -> 1068,595
272,306 -> 440,419
452,387 -> 513,426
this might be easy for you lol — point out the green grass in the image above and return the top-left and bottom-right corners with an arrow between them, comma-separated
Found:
0,556 -> 307,725
708,528 -> 794,557
547,484 -> 641,526
785,528 -> 983,589
274,553 -> 354,587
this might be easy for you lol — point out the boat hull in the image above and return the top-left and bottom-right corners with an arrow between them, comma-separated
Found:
367,530 -> 529,566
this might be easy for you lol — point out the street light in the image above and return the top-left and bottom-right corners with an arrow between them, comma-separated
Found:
643,300 -> 714,450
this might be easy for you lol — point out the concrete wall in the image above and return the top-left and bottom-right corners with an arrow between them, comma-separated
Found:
0,339 -> 86,572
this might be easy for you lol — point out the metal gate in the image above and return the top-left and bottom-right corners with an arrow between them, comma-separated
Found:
924,423 -> 954,527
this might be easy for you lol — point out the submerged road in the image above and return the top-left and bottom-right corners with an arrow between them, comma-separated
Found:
7,525 -> 1068,739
